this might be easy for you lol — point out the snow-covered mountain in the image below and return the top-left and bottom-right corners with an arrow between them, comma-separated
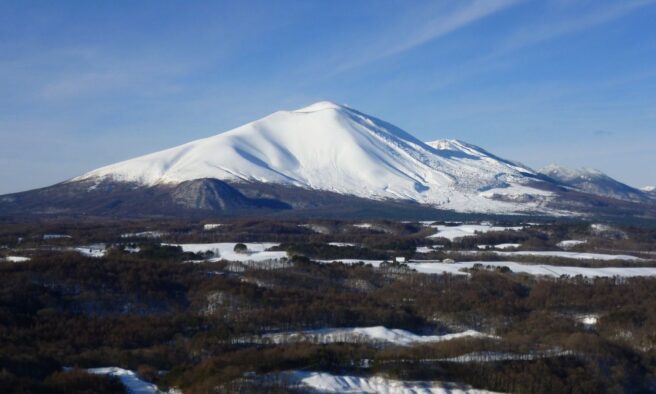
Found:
2,101 -> 655,218
72,101 -> 553,214
539,164 -> 649,203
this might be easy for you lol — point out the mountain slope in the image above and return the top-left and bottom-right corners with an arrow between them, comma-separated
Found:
539,164 -> 649,203
73,101 -> 554,214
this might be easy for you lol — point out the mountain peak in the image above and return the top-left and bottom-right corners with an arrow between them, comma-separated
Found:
294,101 -> 346,113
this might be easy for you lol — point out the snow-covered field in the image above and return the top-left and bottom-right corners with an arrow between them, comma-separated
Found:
282,371 -> 502,394
407,261 -> 656,278
493,250 -> 644,261
454,249 -> 645,261
171,242 -> 287,262
319,258 -> 656,278
428,224 -> 523,241
87,367 -> 161,393
252,326 -> 495,346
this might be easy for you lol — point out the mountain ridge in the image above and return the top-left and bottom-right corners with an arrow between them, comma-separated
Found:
539,164 -> 650,203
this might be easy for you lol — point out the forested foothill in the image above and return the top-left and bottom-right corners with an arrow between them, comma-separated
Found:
1,217 -> 656,393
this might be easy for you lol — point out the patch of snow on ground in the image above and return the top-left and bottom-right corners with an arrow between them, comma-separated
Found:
203,223 -> 222,230
87,367 -> 160,393
353,223 -> 373,229
494,243 -> 521,249
255,326 -> 495,346
319,259 -> 385,266
75,244 -> 107,258
428,224 -> 522,241
2,256 -> 31,262
416,246 -> 436,253
299,224 -> 331,234
557,240 -> 587,248
329,242 -> 357,247
171,242 -> 286,262
576,315 -> 599,326
284,371 -> 502,394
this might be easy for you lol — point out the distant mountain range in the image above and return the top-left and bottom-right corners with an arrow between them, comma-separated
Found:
538,164 -> 653,204
1,101 -> 654,219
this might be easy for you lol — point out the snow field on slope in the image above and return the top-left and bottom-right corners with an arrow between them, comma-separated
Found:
283,371 -> 503,394
250,326 -> 496,346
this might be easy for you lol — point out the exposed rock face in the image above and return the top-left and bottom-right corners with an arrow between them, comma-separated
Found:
170,178 -> 289,211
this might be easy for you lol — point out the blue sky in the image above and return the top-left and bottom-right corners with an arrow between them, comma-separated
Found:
1,0 -> 655,194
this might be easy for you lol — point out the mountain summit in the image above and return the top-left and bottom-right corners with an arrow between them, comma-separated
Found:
72,101 -> 552,213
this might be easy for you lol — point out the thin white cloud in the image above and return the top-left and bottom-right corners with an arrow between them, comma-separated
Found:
498,0 -> 656,53
410,0 -> 656,92
334,0 -> 520,73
